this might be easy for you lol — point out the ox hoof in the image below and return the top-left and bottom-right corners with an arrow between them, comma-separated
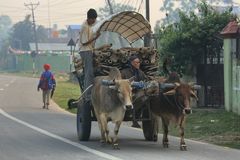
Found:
153,134 -> 158,142
107,137 -> 112,144
180,144 -> 187,151
100,139 -> 105,143
163,142 -> 169,148
113,143 -> 120,150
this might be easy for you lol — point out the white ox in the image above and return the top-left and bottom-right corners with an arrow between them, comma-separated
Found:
91,67 -> 133,149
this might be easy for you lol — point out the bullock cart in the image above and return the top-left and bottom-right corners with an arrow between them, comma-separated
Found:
71,11 -> 161,142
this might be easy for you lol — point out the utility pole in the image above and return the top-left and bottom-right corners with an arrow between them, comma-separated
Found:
47,0 -> 51,38
145,0 -> 150,22
24,2 -> 39,73
144,0 -> 150,47
106,0 -> 113,14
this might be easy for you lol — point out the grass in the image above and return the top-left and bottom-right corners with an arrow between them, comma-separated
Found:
52,78 -> 80,114
165,109 -> 240,149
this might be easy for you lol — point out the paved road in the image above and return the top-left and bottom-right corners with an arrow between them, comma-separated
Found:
0,74 -> 239,160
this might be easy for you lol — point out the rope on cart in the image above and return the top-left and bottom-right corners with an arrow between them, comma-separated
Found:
78,84 -> 93,101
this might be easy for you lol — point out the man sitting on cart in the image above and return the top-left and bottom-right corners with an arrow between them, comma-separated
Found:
121,54 -> 148,128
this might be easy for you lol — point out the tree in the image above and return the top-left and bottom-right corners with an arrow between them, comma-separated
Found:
10,15 -> 48,50
0,15 -> 12,61
36,25 -> 48,43
10,15 -> 33,50
159,0 -> 233,27
158,1 -> 235,75
98,0 -> 135,20
0,15 -> 12,41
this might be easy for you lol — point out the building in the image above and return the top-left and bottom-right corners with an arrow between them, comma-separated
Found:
29,43 -> 70,54
67,25 -> 81,42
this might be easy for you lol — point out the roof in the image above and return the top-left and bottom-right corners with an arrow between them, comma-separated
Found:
29,43 -> 78,51
220,20 -> 240,38
68,25 -> 81,30
93,11 -> 151,44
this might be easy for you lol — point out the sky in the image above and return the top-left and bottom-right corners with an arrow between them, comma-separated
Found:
0,0 -> 167,30
0,0 -> 239,30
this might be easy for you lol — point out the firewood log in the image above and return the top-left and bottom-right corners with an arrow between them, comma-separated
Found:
94,43 -> 112,51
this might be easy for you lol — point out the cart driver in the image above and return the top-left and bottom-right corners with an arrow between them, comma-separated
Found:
121,54 -> 148,128
79,8 -> 101,102
121,54 -> 148,82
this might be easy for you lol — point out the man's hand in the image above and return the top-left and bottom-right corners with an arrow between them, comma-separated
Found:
82,31 -> 100,46
37,87 -> 40,91
132,81 -> 145,89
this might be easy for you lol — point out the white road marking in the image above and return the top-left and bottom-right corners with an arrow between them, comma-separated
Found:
0,109 -> 122,160
0,88 -> 4,91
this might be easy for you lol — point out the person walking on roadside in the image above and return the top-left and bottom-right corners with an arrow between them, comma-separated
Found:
78,8 -> 101,102
37,64 -> 56,109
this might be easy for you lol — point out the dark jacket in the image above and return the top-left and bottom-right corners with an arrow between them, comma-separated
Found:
121,66 -> 147,81
121,66 -> 148,112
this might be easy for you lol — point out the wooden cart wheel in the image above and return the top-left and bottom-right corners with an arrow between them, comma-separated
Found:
77,100 -> 92,141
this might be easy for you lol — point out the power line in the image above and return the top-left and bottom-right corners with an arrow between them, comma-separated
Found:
106,0 -> 114,14
0,9 -> 27,13
137,0 -> 144,13
131,0 -> 137,9
40,0 -> 74,8
134,0 -> 139,11
0,5 -> 24,9
47,0 -> 100,8
37,13 -> 85,18
126,0 -> 131,6
48,0 -> 66,7
37,15 -> 85,22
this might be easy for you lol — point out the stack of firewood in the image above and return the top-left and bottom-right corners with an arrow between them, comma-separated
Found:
73,44 -> 159,78
93,44 -> 159,77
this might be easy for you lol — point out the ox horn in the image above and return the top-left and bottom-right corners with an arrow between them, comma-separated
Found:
174,82 -> 180,87
161,82 -> 180,95
163,89 -> 176,95
188,82 -> 201,90
190,90 -> 198,100
128,76 -> 135,82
